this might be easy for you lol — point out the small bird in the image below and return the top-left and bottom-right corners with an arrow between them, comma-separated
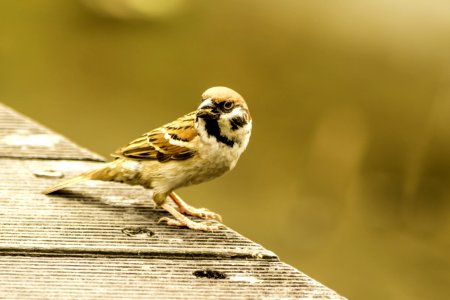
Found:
43,86 -> 252,231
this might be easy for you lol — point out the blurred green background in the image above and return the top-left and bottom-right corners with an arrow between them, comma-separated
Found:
1,0 -> 450,299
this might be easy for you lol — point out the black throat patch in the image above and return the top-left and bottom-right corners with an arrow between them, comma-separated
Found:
201,117 -> 235,147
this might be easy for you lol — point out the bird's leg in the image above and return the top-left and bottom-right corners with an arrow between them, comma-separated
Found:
159,203 -> 222,231
169,191 -> 222,222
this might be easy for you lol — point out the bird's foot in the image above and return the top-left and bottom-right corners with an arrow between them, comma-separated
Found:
158,217 -> 223,231
159,203 -> 224,231
177,205 -> 222,222
169,192 -> 222,221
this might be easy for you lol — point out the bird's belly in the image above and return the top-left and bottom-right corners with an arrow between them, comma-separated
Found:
183,159 -> 230,186
138,147 -> 237,193
187,143 -> 240,185
161,157 -> 229,189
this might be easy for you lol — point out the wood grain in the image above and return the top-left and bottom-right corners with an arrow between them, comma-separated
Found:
0,103 -> 346,299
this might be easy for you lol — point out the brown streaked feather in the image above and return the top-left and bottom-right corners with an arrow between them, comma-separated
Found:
112,111 -> 198,161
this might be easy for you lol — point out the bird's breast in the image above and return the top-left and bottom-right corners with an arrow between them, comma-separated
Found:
137,119 -> 251,193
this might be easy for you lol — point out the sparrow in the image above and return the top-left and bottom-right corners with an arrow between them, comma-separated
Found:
43,86 -> 252,231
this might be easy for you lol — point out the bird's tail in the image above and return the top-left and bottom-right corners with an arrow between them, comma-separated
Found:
42,160 -> 128,195
42,170 -> 96,195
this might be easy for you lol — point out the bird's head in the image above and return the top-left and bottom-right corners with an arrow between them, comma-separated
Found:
196,86 -> 252,147
197,86 -> 251,123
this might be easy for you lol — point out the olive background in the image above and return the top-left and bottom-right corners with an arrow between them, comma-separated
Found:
1,1 -> 450,299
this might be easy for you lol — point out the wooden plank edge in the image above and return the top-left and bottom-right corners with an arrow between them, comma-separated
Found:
0,246 -> 278,261
0,155 -> 105,162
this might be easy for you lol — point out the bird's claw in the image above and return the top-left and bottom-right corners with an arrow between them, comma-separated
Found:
158,217 -> 223,231
168,192 -> 223,222
176,205 -> 223,222
196,209 -> 223,222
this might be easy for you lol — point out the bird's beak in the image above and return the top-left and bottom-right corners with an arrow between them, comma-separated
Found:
197,109 -> 219,119
197,98 -> 219,119
198,98 -> 214,110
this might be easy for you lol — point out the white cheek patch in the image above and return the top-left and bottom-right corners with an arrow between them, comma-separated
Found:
222,106 -> 242,120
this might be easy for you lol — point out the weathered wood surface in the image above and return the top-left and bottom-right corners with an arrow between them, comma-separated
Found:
0,103 -> 345,299
0,104 -> 103,161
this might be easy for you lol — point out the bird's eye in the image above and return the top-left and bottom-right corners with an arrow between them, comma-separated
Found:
222,101 -> 234,111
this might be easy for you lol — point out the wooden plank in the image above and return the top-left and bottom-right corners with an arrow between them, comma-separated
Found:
0,103 -> 346,299
0,158 -> 275,259
0,256 -> 344,299
0,103 -> 104,161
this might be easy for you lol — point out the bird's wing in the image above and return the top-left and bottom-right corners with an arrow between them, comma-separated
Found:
113,112 -> 198,162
